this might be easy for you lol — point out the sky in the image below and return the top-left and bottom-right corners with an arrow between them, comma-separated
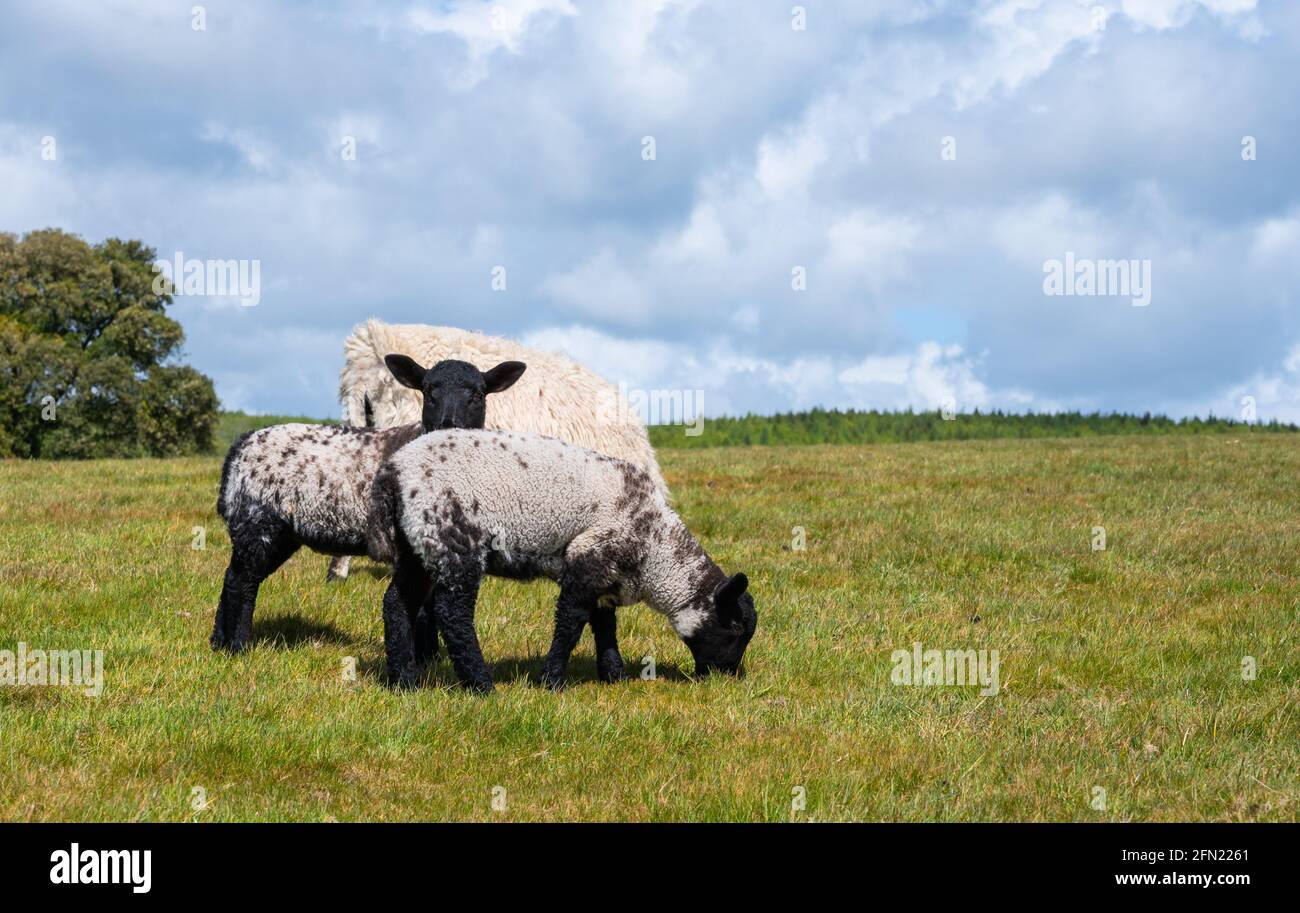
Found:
3,0 -> 1299,422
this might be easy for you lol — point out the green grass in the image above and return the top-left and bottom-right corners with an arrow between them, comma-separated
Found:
1,435 -> 1296,821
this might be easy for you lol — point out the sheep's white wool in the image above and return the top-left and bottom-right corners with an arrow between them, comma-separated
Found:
339,319 -> 668,497
385,430 -> 719,636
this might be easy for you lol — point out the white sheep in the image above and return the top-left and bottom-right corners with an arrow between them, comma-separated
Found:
329,318 -> 668,582
368,429 -> 756,692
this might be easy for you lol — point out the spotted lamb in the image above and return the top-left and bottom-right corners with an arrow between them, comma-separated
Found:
368,429 -> 757,692
210,357 -> 525,654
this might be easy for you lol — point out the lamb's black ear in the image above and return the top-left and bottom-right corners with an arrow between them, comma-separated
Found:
384,354 -> 426,390
483,360 -> 526,394
713,572 -> 749,622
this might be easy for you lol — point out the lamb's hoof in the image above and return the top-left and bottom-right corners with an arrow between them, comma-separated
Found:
597,665 -> 626,684
386,669 -> 420,691
465,678 -> 495,695
539,670 -> 567,691
325,572 -> 346,583
597,653 -> 626,684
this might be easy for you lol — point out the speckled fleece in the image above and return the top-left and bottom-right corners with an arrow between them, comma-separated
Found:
218,421 -> 422,556
377,429 -> 723,638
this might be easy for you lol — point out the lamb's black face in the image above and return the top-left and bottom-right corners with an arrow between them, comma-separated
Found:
419,359 -> 490,431
684,573 -> 757,676
384,355 -> 526,433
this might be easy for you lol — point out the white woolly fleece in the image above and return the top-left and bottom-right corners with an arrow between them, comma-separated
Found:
338,319 -> 668,498
386,430 -> 721,638
220,422 -> 420,550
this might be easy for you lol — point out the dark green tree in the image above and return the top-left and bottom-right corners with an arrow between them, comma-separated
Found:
0,229 -> 218,458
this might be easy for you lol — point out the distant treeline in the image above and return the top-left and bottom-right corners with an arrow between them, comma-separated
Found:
213,408 -> 1297,456
646,408 -> 1299,448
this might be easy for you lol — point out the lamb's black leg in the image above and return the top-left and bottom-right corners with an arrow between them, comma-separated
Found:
590,605 -> 625,684
540,585 -> 595,689
211,522 -> 300,653
413,591 -> 440,665
211,564 -> 237,650
432,571 -> 492,693
382,557 -> 433,689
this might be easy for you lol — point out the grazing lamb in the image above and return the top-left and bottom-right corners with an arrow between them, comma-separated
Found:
368,429 -> 757,692
327,319 -> 668,583
210,357 -> 526,654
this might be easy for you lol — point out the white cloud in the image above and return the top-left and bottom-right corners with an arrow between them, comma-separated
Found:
0,123 -> 78,228
521,324 -> 697,391
1250,215 -> 1300,262
200,122 -> 276,173
323,111 -> 385,162
968,0 -> 1107,105
731,306 -> 759,334
580,0 -> 701,122
1121,0 -> 1260,33
1178,343 -> 1300,424
839,342 -> 1041,413
825,210 -> 921,286
522,325 -> 1044,417
406,0 -> 577,86
539,249 -> 655,328
406,0 -> 576,54
652,203 -> 729,263
989,193 -> 1112,265
756,128 -> 828,199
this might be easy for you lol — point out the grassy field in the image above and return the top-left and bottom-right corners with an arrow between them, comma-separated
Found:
0,434 -> 1295,822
